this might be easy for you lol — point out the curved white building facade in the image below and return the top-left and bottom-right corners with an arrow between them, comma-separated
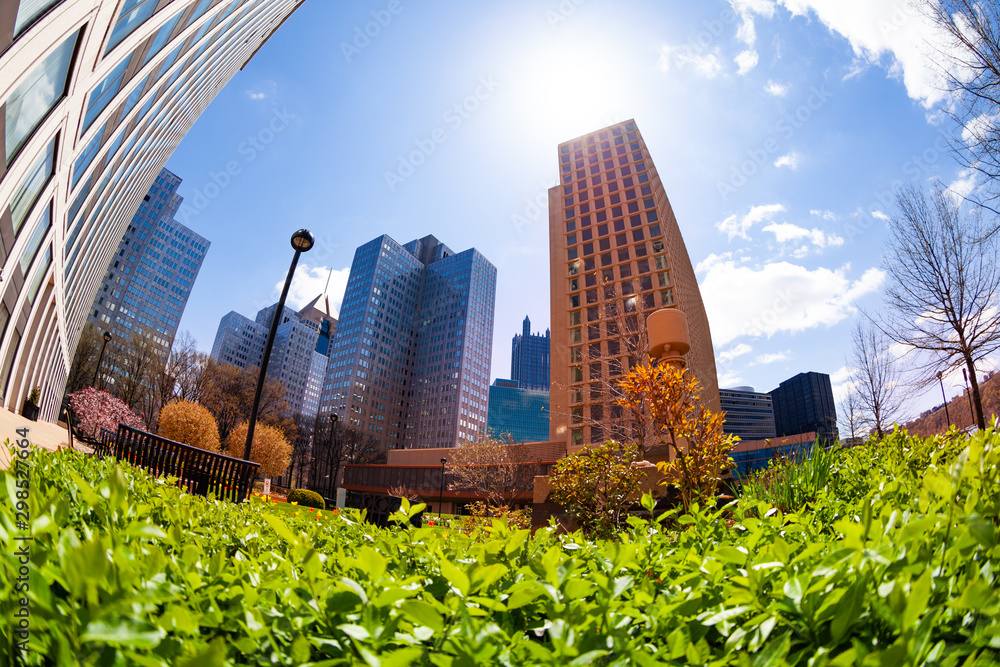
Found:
0,0 -> 303,421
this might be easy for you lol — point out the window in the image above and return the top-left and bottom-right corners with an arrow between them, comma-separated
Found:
20,203 -> 51,276
107,0 -> 158,53
72,123 -> 105,187
82,58 -> 129,132
661,289 -> 675,307
5,31 -> 79,165
14,0 -> 62,36
112,76 -> 146,124
184,0 -> 215,29
9,135 -> 55,235
26,246 -> 51,305
144,13 -> 183,65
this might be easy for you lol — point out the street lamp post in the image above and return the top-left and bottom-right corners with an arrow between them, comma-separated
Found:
937,371 -> 952,429
244,229 -> 314,462
439,458 -> 447,518
92,331 -> 112,387
963,368 -> 975,427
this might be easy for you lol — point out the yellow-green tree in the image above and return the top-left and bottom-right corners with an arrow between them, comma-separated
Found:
226,421 -> 292,478
157,400 -> 220,452
548,440 -> 644,538
616,363 -> 735,512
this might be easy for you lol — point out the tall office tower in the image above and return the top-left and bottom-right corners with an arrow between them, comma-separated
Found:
511,315 -> 550,390
88,168 -> 208,357
548,120 -> 720,450
0,0 -> 304,421
320,234 -> 497,451
769,371 -> 839,445
210,298 -> 337,420
487,378 -> 550,443
720,386 -> 777,441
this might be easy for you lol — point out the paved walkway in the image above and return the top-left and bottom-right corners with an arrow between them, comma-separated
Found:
0,409 -> 71,470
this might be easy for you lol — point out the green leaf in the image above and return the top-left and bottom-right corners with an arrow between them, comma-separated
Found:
506,584 -> 543,610
82,619 -> 163,648
903,570 -> 931,631
703,606 -> 751,626
400,600 -> 444,633
177,638 -> 227,667
440,559 -> 470,596
264,514 -> 301,546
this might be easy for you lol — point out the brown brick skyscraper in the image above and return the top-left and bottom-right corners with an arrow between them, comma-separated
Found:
548,120 -> 720,450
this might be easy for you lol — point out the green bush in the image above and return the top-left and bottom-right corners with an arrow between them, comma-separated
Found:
2,428 -> 1000,665
287,487 -> 325,509
738,440 -> 841,512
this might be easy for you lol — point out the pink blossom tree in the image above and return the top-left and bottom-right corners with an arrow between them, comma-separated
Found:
69,387 -> 145,438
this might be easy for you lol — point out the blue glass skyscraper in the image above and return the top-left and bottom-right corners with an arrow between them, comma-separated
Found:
320,234 -> 497,450
511,315 -> 550,390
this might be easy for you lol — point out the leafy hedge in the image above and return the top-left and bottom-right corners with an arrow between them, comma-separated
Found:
1,428 -> 999,665
287,488 -> 325,510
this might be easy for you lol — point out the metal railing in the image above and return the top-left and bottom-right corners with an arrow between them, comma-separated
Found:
105,424 -> 260,502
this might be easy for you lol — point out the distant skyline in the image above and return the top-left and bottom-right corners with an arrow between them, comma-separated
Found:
164,1 -> 986,419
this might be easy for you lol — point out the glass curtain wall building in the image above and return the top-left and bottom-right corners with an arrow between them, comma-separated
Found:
319,234 -> 497,451
511,315 -> 550,390
87,167 -> 209,358
0,0 -> 303,421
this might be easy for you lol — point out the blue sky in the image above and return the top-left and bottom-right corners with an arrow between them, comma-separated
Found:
165,0 -> 982,418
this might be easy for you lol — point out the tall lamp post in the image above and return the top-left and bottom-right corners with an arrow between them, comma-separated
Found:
962,368 -> 975,427
937,371 -> 952,429
92,331 -> 112,387
439,458 -> 447,517
244,229 -> 314,461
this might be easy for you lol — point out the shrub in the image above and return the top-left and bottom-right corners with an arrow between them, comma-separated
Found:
68,387 -> 145,438
738,440 -> 840,512
288,488 -> 325,509
157,400 -> 220,452
458,501 -> 530,532
225,420 -> 291,477
548,440 -> 644,538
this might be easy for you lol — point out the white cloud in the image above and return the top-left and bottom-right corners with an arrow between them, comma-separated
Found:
829,365 -> 853,384
245,80 -> 277,101
735,49 -> 760,75
658,45 -> 724,78
717,369 -> 746,388
948,168 -> 977,203
762,221 -> 845,249
716,203 -> 786,240
754,351 -> 789,364
872,209 -> 890,221
764,80 -> 789,96
745,0 -> 954,108
718,343 -> 753,364
697,254 -> 886,345
278,265 -> 351,316
842,58 -> 867,81
774,152 -> 800,169
810,209 -> 836,221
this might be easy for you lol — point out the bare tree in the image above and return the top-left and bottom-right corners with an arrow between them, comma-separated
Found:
447,435 -> 538,509
850,320 -> 905,438
199,362 -> 288,442
921,0 -> 1000,225
881,185 -> 1000,429
310,416 -> 387,498
66,323 -> 103,394
837,388 -> 865,442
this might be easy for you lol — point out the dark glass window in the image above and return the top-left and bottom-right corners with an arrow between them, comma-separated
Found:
615,233 -> 628,247
619,263 -> 632,279
599,238 -> 610,251
617,248 -> 630,262
600,253 -> 612,267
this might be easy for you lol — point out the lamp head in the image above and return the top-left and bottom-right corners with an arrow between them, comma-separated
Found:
291,229 -> 314,252
441,458 -> 447,465
103,331 -> 112,342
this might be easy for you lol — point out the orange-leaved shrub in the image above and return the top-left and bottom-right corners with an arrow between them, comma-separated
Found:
226,421 -> 291,477
157,400 -> 220,452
